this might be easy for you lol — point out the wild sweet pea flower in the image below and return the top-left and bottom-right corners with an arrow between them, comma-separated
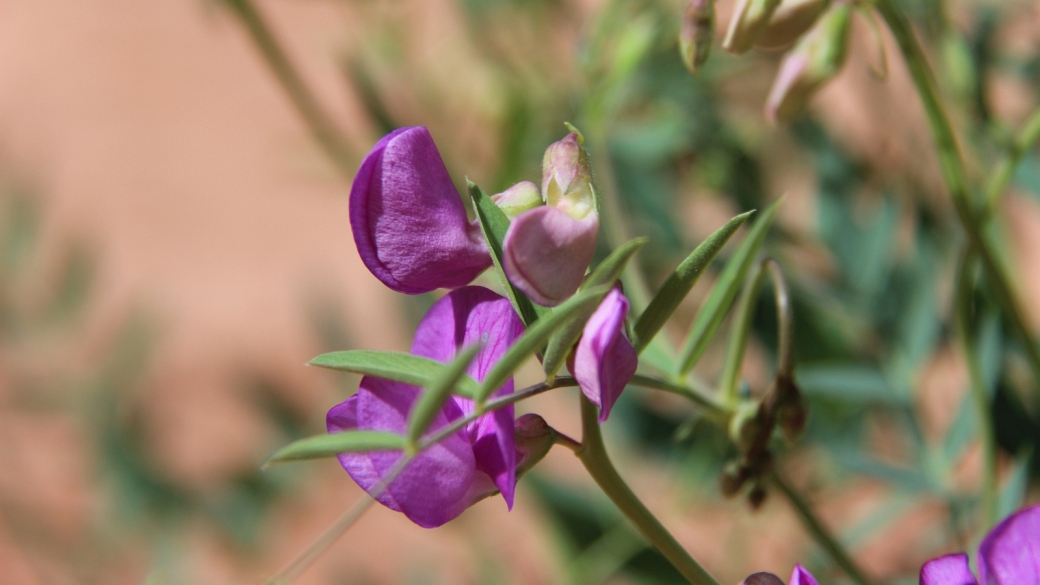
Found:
326,286 -> 524,528
920,503 -> 1040,585
503,133 -> 600,306
572,287 -> 637,421
350,126 -> 492,294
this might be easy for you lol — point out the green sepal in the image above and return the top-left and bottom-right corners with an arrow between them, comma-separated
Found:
309,350 -> 479,398
406,343 -> 483,446
263,431 -> 405,467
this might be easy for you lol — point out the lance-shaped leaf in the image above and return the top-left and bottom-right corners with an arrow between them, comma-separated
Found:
476,285 -> 610,403
631,211 -> 753,354
264,431 -> 406,467
309,350 -> 479,398
406,343 -> 483,446
677,200 -> 780,375
542,238 -> 648,378
468,180 -> 548,326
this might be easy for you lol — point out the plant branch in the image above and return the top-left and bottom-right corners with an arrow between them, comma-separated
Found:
985,106 -> 1040,216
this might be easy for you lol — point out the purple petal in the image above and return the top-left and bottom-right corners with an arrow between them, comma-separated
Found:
350,126 -> 492,294
503,206 -> 599,306
573,288 -> 637,422
920,554 -> 976,585
409,286 -> 525,507
788,565 -> 820,585
326,378 -> 476,528
978,504 -> 1040,585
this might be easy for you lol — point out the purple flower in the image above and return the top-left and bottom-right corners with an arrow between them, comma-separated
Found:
572,287 -> 637,422
350,127 -> 492,294
326,286 -> 524,528
740,565 -> 818,585
920,504 -> 1040,585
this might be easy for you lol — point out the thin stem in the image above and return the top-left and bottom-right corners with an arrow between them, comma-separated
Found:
769,469 -> 874,585
954,250 -> 999,529
719,260 -> 767,406
629,373 -> 727,419
875,0 -> 1040,391
266,497 -> 375,585
765,259 -> 794,380
221,0 -> 354,177
576,394 -> 721,585
985,106 -> 1040,216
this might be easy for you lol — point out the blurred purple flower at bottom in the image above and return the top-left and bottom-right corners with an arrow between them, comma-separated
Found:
350,126 -> 492,294
572,287 -> 637,422
327,286 -> 524,528
920,503 -> 1040,585
741,565 -> 818,585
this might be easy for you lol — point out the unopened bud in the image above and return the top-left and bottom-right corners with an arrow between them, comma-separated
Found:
514,414 -> 556,476
741,573 -> 785,585
729,401 -> 765,454
722,0 -> 782,55
542,133 -> 596,221
748,483 -> 768,509
720,461 -> 749,497
756,0 -> 830,51
765,2 -> 852,124
775,377 -> 808,442
679,0 -> 715,76
491,181 -> 543,219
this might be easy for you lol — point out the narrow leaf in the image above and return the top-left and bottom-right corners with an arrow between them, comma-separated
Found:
309,350 -> 479,398
632,211 -> 753,353
468,180 -> 548,326
477,286 -> 610,403
407,343 -> 482,445
264,431 -> 405,466
677,201 -> 781,375
542,238 -> 648,378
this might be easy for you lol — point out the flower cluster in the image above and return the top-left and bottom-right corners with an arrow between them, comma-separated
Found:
333,126 -> 637,526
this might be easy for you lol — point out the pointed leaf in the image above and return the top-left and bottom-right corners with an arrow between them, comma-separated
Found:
468,180 -> 548,326
309,350 -> 479,398
677,201 -> 780,375
407,343 -> 482,445
542,238 -> 648,378
632,211 -> 753,354
264,431 -> 406,466
476,285 -> 610,403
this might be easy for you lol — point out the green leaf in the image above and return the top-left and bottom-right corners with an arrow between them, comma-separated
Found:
676,200 -> 781,375
468,180 -> 547,327
309,350 -> 479,398
407,343 -> 482,445
797,363 -> 904,405
264,431 -> 406,466
632,211 -> 753,354
476,286 -> 610,403
542,238 -> 648,378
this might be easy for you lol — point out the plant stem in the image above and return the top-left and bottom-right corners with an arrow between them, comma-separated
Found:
719,260 -> 767,406
221,0 -> 354,177
875,0 -> 1040,391
576,395 -> 721,585
769,469 -> 874,585
954,250 -> 999,529
630,373 -> 727,418
985,106 -> 1040,216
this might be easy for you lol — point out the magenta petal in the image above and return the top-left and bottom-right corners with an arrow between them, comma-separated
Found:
788,565 -> 820,585
327,377 -> 476,528
978,504 -> 1040,585
920,554 -> 976,585
503,206 -> 599,306
350,126 -> 492,294
573,288 -> 637,422
408,286 -> 524,508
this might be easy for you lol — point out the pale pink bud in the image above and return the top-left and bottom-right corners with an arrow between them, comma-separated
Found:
679,0 -> 716,75
722,0 -> 783,55
755,0 -> 830,51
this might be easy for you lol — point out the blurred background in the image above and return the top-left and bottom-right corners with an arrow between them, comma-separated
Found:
0,0 -> 1039,584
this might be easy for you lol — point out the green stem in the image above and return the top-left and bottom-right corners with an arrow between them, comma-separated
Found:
630,373 -> 727,419
985,106 -> 1040,216
954,250 -> 999,529
221,0 -> 354,177
719,260 -> 767,406
576,395 -> 720,585
875,0 -> 1040,391
769,469 -> 874,585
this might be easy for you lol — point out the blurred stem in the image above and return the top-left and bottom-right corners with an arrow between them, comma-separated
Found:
267,496 -> 376,585
221,0 -> 354,177
719,260 -> 767,406
769,470 -> 874,585
875,0 -> 1040,392
954,250 -> 999,529
767,259 -> 794,380
984,106 -> 1040,216
630,373 -> 727,419
577,395 -> 721,585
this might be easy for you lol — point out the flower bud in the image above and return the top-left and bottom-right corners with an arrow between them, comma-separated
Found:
755,0 -> 830,51
741,573 -> 785,585
720,461 -> 749,497
514,413 -> 556,476
729,401 -> 766,454
491,181 -> 543,219
541,133 -> 596,221
679,0 -> 715,76
747,482 -> 768,509
722,0 -> 782,55
764,2 -> 851,124
775,376 -> 808,443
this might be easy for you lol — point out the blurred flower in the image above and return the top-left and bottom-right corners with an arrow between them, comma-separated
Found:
571,287 -> 637,421
350,126 -> 492,294
764,2 -> 852,124
741,565 -> 818,585
326,286 -> 524,528
491,180 -> 543,219
504,133 -> 599,306
755,0 -> 830,51
920,504 -> 1040,585
722,0 -> 782,55
679,0 -> 716,75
